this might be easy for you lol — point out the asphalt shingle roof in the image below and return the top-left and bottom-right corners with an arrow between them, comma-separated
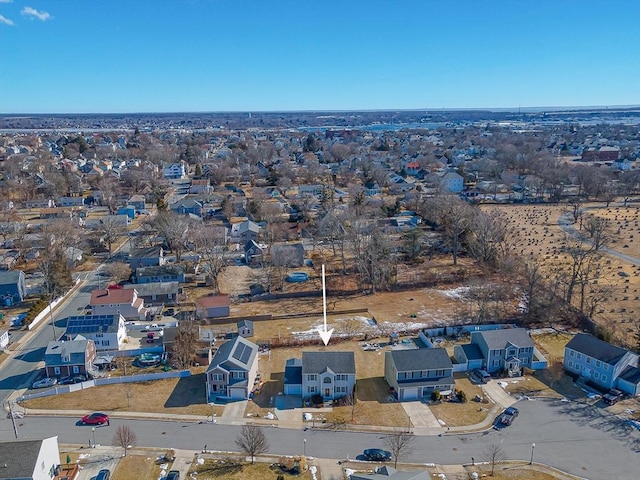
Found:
565,333 -> 629,365
475,328 -> 534,350
387,348 -> 453,372
302,351 -> 355,375
0,438 -> 43,477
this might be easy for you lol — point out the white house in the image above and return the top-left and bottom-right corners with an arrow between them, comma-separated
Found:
0,436 -> 60,480
163,161 -> 187,179
63,314 -> 127,351
0,328 -> 9,350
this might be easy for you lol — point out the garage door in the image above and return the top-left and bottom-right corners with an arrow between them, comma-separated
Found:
401,387 -> 419,401
285,384 -> 302,395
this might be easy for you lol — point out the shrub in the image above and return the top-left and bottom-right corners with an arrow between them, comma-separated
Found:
431,390 -> 441,401
457,390 -> 467,403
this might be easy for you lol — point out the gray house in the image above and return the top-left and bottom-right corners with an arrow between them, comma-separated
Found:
135,265 -> 186,284
230,220 -> 260,244
170,198 -> 203,216
298,351 -> 356,401
129,246 -> 165,270
564,333 -> 640,396
237,319 -> 254,338
0,437 -> 61,480
270,242 -> 305,267
0,269 -> 26,305
384,348 -> 454,401
470,328 -> 535,375
205,335 -> 259,402
124,281 -> 179,305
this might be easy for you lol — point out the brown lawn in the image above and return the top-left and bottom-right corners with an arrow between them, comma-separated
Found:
430,376 -> 490,427
468,466 -> 560,480
189,457 -> 317,480
111,454 -> 168,480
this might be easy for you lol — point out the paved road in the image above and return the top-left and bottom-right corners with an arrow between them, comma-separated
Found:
2,398 -> 638,480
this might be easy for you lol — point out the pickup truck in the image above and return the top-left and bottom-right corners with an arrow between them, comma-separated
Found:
499,407 -> 519,426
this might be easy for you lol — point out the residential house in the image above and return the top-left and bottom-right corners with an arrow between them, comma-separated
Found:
190,178 -> 213,194
124,281 -> 179,305
230,220 -> 261,244
270,242 -> 304,267
135,265 -> 186,284
441,171 -> 464,193
45,337 -> 97,378
364,181 -> 382,196
0,436 -> 61,480
206,335 -> 259,401
196,295 -> 231,319
299,351 -> 356,401
129,246 -> 165,270
63,314 -> 127,351
564,333 -> 640,396
284,358 -> 303,395
244,240 -> 267,265
298,184 -> 324,197
163,161 -> 187,179
56,196 -> 85,207
470,328 -> 536,375
89,287 -> 147,321
117,206 -> 136,219
350,466 -> 429,480
384,348 -> 454,401
237,319 -> 254,338
128,194 -> 146,211
170,198 -> 203,217
452,343 -> 485,371
0,269 -> 26,304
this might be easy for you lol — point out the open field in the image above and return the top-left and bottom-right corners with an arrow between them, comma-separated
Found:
189,457 -> 317,480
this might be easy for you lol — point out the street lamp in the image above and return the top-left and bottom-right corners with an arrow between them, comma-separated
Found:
92,427 -> 96,448
303,438 -> 307,457
530,443 -> 535,465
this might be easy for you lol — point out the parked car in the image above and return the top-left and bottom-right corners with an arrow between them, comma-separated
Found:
363,448 -> 392,462
166,471 -> 180,480
603,388 -> 625,405
472,369 -> 491,383
59,375 -> 86,385
32,377 -> 57,389
96,469 -> 111,480
499,406 -> 519,426
165,308 -> 175,316
81,412 -> 109,425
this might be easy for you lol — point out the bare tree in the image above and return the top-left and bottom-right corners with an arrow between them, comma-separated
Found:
112,425 -> 137,457
385,428 -> 415,468
466,209 -> 509,266
483,443 -> 505,476
96,215 -> 127,254
235,425 -> 269,464
171,316 -> 197,369
150,211 -> 192,262
104,262 -> 132,284
190,224 -> 228,292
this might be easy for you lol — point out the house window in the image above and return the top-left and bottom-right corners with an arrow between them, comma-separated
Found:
54,367 -> 61,375
594,372 -> 600,379
493,360 -> 500,367
101,340 -> 109,346
435,369 -> 445,377
568,361 -> 573,368
308,386 -> 316,393
596,361 -> 601,368
335,386 -> 347,393
308,374 -> 317,381
576,353 -> 581,359
96,333 -> 103,338
336,374 -> 348,381
569,350 -> 574,357
602,375 -> 607,382
72,366 -> 79,374
586,357 -> 591,364
212,374 -> 223,381
603,364 -> 609,371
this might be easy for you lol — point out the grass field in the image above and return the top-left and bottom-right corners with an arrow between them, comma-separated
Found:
189,457 -> 317,480
111,454 -> 166,480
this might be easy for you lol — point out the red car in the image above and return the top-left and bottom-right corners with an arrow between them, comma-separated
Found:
81,413 -> 109,425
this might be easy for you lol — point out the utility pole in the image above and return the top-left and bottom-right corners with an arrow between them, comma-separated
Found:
8,402 -> 19,439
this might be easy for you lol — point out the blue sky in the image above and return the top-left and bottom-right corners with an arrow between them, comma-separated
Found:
0,0 -> 639,113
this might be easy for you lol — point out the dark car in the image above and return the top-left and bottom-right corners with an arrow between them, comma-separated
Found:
603,388 -> 624,405
59,375 -> 86,385
499,406 -> 519,426
472,369 -> 491,383
166,471 -> 180,480
363,448 -> 392,461
95,469 -> 110,480
81,412 -> 109,425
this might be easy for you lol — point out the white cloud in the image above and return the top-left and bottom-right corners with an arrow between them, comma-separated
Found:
0,14 -> 14,25
21,6 -> 51,21
0,0 -> 14,3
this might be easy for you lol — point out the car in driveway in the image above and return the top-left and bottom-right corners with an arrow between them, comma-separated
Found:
472,369 -> 491,383
603,388 -> 625,405
363,448 -> 392,461
498,406 -> 519,426
166,471 -> 180,480
81,412 -> 109,425
32,377 -> 57,389
95,469 -> 111,480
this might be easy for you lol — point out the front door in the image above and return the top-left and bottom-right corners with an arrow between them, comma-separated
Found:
324,388 -> 331,398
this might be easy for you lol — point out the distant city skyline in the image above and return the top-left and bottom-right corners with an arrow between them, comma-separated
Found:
1,0 -> 639,114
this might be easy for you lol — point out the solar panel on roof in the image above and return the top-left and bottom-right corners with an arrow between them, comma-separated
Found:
240,346 -> 252,363
232,343 -> 246,361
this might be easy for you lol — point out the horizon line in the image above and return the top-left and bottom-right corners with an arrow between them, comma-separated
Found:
2,104 -> 640,117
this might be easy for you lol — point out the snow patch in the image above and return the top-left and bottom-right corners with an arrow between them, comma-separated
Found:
438,286 -> 470,299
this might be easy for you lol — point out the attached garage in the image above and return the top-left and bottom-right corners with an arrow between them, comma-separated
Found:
400,387 -> 419,401
284,357 -> 303,396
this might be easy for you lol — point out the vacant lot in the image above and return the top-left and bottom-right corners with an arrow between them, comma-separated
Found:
111,454 -> 167,480
189,457 -> 317,480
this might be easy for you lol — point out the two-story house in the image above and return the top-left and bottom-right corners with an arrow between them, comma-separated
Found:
45,337 -> 97,379
89,287 -> 147,321
123,281 -> 179,306
163,161 -> 187,179
384,348 -> 454,401
63,314 -> 127,351
470,328 -> 535,375
0,436 -> 61,480
564,333 -> 640,396
170,198 -> 203,217
127,194 -> 146,211
135,265 -> 186,284
299,351 -> 356,401
205,335 -> 259,402
0,270 -> 26,304
229,220 -> 261,244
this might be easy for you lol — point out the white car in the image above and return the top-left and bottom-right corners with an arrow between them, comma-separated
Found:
32,377 -> 58,389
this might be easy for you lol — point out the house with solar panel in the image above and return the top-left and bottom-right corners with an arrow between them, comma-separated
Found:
63,314 -> 127,351
205,335 -> 259,402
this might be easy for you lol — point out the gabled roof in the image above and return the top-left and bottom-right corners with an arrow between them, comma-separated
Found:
618,365 -> 640,385
136,265 -> 185,277
0,438 -> 46,477
129,246 -> 162,259
473,328 -> 534,350
460,343 -> 484,361
284,357 -> 303,386
565,333 -> 630,365
302,351 -> 355,375
207,335 -> 258,373
0,269 -> 24,285
90,288 -> 136,306
387,348 -> 452,372
65,314 -> 123,334
197,294 -> 230,308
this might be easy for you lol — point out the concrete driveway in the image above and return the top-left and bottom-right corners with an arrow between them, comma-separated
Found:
401,400 -> 442,430
482,380 -> 518,409
220,400 -> 248,424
